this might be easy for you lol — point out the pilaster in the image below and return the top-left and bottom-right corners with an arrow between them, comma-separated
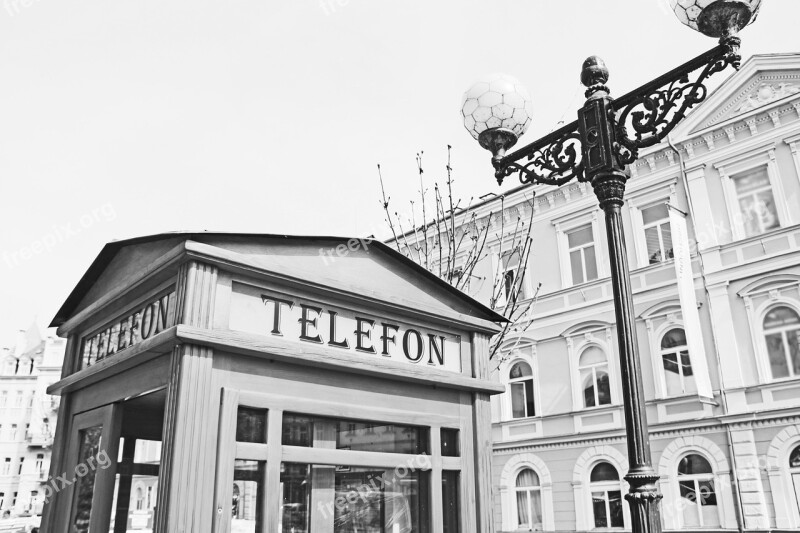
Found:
706,283 -> 747,410
730,427 -> 770,529
154,260 -> 219,533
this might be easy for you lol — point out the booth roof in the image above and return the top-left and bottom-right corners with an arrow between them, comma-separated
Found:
50,231 -> 508,328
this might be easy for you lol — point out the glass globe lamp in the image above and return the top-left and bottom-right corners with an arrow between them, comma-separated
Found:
461,73 -> 533,159
670,0 -> 762,38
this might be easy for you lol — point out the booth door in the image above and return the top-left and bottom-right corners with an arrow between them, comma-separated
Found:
62,404 -> 122,533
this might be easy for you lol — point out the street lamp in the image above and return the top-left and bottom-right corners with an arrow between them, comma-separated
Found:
462,2 -> 762,533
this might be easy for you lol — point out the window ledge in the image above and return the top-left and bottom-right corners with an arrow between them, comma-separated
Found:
718,222 -> 800,252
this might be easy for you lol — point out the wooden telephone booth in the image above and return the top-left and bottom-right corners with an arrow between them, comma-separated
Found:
40,232 -> 504,533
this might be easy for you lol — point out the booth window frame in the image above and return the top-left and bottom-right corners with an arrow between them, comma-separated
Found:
214,387 -> 465,533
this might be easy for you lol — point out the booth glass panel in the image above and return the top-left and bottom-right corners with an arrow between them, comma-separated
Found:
69,426 -> 103,533
231,460 -> 265,533
283,413 -> 428,454
442,471 -> 460,533
236,407 -> 268,444
281,462 -> 430,533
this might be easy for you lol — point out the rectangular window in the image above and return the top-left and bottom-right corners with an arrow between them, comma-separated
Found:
236,407 -> 267,444
733,166 -> 780,237
510,379 -> 536,418
0,391 -> 6,407
2,459 -> 10,476
14,391 -> 22,407
567,225 -> 598,285
9,425 -> 16,441
501,250 -> 525,302
642,203 -> 674,264
440,428 -> 460,458
17,458 -> 23,475
282,414 -> 428,455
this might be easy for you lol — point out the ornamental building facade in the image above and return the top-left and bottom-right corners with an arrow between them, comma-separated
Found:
393,52 -> 800,532
0,325 -> 64,520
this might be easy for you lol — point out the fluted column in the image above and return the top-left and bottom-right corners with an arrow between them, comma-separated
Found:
154,261 -> 219,533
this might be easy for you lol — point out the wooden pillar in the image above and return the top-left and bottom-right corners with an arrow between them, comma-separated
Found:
310,421 -> 336,532
154,261 -> 219,533
39,334 -> 79,533
114,437 -> 138,533
471,332 -> 494,533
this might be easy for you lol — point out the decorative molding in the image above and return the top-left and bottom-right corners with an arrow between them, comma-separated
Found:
703,133 -> 716,151
725,126 -> 736,144
769,109 -> 782,128
732,82 -> 800,117
745,117 -> 759,136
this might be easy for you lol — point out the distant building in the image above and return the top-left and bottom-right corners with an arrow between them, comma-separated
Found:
0,324 -> 64,517
391,52 -> 800,532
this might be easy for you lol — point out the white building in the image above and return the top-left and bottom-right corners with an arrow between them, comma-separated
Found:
392,52 -> 800,532
0,324 -> 64,518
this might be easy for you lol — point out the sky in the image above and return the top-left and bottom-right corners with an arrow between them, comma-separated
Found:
0,0 -> 798,347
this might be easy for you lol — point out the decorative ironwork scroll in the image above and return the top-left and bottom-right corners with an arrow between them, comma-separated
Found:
612,40 -> 739,165
492,121 -> 586,186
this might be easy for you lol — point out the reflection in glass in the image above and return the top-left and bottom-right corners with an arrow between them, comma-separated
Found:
678,454 -> 719,527
236,407 -> 267,444
282,414 -> 428,455
232,460 -> 264,533
110,474 -> 159,532
764,306 -> 800,379
734,166 -> 779,237
281,462 -> 430,533
70,426 -> 103,533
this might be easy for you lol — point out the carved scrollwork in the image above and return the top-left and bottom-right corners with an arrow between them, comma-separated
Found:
612,43 -> 739,165
494,122 -> 586,186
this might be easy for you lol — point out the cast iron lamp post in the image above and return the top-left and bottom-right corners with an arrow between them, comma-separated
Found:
462,2 -> 761,533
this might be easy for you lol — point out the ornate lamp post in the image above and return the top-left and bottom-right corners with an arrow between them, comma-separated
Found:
462,2 -> 762,533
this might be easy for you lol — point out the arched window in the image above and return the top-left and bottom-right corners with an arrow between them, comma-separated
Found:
660,328 -> 696,396
677,454 -> 719,527
790,445 -> 800,518
763,306 -> 800,379
589,462 -> 623,528
135,487 -> 144,511
509,361 -> 536,419
515,468 -> 542,529
579,346 -> 611,408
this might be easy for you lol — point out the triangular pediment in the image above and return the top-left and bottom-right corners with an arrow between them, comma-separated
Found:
52,232 -> 504,330
671,53 -> 800,139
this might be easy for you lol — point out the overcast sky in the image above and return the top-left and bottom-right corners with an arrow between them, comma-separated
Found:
1,0 -> 797,347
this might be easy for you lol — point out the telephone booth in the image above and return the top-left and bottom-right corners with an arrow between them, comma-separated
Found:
40,232 -> 504,533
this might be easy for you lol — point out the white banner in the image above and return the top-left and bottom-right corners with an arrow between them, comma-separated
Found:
669,205 -> 713,398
